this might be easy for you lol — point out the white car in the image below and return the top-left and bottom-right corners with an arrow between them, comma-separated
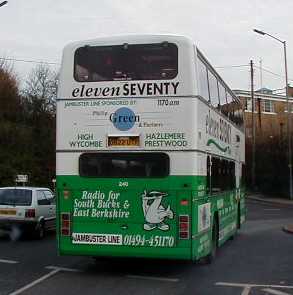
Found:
0,187 -> 56,239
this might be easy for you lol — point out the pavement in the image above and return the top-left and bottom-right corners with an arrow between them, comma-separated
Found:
247,193 -> 293,234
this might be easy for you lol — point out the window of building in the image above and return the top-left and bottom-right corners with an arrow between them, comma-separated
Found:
79,153 -> 170,178
285,103 -> 293,112
246,127 -> 252,138
262,100 -> 274,113
198,58 -> 210,101
245,98 -> 258,112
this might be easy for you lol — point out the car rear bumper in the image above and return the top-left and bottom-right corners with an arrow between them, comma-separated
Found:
0,218 -> 38,231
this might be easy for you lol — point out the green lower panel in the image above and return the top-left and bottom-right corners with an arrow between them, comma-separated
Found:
57,175 -> 203,260
56,175 -> 245,261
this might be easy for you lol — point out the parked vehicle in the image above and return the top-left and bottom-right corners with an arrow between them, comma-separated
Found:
0,187 -> 56,239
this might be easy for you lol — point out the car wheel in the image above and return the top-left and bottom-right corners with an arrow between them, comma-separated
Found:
35,222 -> 45,240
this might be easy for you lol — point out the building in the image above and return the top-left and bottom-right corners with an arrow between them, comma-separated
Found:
234,87 -> 293,144
234,87 -> 293,194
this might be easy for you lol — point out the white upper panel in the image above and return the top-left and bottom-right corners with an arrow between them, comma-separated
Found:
56,34 -> 245,163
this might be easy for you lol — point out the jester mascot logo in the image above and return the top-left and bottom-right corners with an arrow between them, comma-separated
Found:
142,191 -> 174,231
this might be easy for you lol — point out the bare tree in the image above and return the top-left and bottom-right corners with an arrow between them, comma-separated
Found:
0,57 -> 16,76
23,63 -> 58,113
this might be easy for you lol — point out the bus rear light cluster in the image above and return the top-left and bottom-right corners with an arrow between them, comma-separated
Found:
25,209 -> 35,218
61,213 -> 71,236
179,215 -> 189,239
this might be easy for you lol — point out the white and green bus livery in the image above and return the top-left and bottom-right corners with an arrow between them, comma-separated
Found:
56,34 -> 245,261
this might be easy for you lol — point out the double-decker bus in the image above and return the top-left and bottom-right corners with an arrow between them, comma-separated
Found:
56,34 -> 245,262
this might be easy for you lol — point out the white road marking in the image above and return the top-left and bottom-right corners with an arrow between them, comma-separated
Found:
127,274 -> 179,282
45,266 -> 81,272
241,286 -> 252,295
9,266 -> 82,295
216,282 -> 293,295
262,288 -> 291,295
0,259 -> 18,264
9,269 -> 60,295
216,282 -> 293,289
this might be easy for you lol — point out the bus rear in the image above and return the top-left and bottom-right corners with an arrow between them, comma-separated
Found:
57,35 -> 206,260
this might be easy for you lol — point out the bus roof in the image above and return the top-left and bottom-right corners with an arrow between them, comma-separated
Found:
63,34 -> 194,50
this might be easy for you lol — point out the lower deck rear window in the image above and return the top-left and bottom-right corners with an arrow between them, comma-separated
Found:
79,153 -> 169,178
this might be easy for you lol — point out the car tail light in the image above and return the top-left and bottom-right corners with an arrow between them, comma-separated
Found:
61,213 -> 71,236
25,209 -> 35,218
179,214 -> 189,239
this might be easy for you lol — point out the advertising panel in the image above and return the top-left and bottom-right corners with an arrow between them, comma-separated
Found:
57,97 -> 197,151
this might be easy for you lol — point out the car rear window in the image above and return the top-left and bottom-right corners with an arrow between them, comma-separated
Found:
0,189 -> 32,206
79,153 -> 170,178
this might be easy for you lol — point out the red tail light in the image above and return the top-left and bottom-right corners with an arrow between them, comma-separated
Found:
180,222 -> 189,231
61,228 -> 70,236
179,231 -> 189,239
179,215 -> 189,222
179,214 -> 189,239
25,209 -> 35,218
61,213 -> 71,236
61,213 -> 70,220
62,220 -> 70,228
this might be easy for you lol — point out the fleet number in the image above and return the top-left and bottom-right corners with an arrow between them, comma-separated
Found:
119,182 -> 128,187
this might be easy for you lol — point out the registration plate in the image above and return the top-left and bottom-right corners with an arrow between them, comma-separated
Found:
0,209 -> 16,215
108,136 -> 140,147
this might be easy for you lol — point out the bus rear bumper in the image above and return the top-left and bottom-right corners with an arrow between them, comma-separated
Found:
58,246 -> 193,261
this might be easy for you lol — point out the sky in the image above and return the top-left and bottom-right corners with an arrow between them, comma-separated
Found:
1,0 -> 293,93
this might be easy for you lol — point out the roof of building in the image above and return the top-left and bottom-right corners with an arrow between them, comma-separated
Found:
255,88 -> 273,94
233,89 -> 290,102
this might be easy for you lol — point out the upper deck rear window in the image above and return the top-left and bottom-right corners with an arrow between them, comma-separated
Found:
74,42 -> 178,82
